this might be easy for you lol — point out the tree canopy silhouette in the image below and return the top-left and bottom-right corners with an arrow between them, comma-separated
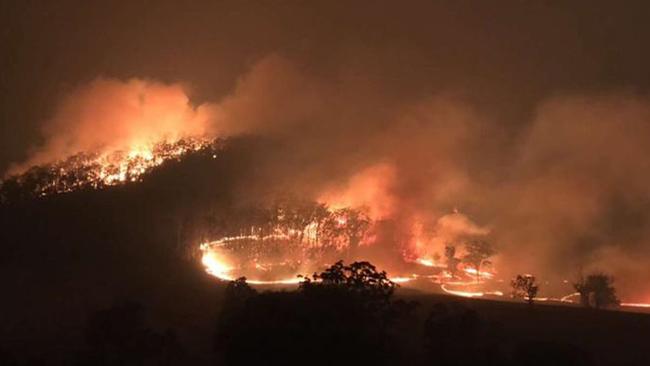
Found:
574,273 -> 620,309
444,244 -> 461,278
511,274 -> 539,305
462,240 -> 495,283
214,261 -> 416,366
300,260 -> 395,300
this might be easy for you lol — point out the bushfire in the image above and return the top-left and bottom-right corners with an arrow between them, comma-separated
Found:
198,202 -> 650,310
0,137 -> 219,199
3,133 -> 649,310
198,202 -> 506,297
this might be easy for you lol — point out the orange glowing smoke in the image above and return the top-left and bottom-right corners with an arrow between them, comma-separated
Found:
11,79 -> 215,173
4,138 -> 216,196
4,79 -> 219,194
318,163 -> 397,221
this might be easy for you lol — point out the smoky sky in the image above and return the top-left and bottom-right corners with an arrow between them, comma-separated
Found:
3,0 -> 650,170
3,1 -> 650,300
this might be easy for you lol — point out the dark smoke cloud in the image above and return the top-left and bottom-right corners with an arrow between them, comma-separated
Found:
8,54 -> 650,301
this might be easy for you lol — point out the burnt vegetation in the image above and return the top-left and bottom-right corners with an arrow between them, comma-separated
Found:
0,138 -> 648,365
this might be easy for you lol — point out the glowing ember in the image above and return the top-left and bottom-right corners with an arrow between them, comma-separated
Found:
463,267 -> 495,280
560,292 -> 581,303
201,251 -> 234,281
201,242 -> 304,284
390,276 -> 415,284
621,302 -> 650,308
416,258 -> 439,267
440,284 -> 504,298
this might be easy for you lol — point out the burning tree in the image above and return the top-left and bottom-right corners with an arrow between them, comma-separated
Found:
573,273 -> 620,309
0,138 -> 220,201
338,208 -> 371,258
462,239 -> 495,283
511,274 -> 539,305
200,200 -> 379,282
315,207 -> 370,261
278,200 -> 328,244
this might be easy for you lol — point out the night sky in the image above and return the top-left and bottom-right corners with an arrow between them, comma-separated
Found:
2,1 -> 650,170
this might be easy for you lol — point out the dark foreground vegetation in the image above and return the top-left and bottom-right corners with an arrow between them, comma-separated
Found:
1,137 -> 649,365
213,264 -> 649,366
3,260 -> 649,366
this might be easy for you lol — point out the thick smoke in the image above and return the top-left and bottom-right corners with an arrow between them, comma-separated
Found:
493,96 -> 650,299
8,78 -> 216,174
9,55 -> 650,301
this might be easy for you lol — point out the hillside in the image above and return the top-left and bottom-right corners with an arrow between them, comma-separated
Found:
1,137 -> 649,365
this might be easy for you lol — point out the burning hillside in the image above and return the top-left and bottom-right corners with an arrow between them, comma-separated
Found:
6,4 -> 650,365
196,197 -> 503,297
0,138 -> 219,199
3,56 -> 650,308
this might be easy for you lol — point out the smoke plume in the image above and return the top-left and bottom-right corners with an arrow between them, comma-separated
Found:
9,55 -> 650,301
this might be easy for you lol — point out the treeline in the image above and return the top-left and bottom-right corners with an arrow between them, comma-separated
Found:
201,198 -> 373,272
0,138 -> 221,202
511,273 -> 620,309
214,262 -> 599,366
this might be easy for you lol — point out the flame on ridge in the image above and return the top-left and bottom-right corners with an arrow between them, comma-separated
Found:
1,137 -> 218,197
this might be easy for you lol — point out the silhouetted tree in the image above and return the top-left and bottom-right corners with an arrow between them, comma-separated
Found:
574,275 -> 591,307
339,208 -> 371,257
444,244 -> 461,278
574,273 -> 620,309
215,261 -> 416,366
300,260 -> 407,319
462,240 -> 495,283
309,203 -> 331,244
314,208 -> 370,261
303,260 -> 394,297
223,277 -> 257,307
511,274 -> 539,305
